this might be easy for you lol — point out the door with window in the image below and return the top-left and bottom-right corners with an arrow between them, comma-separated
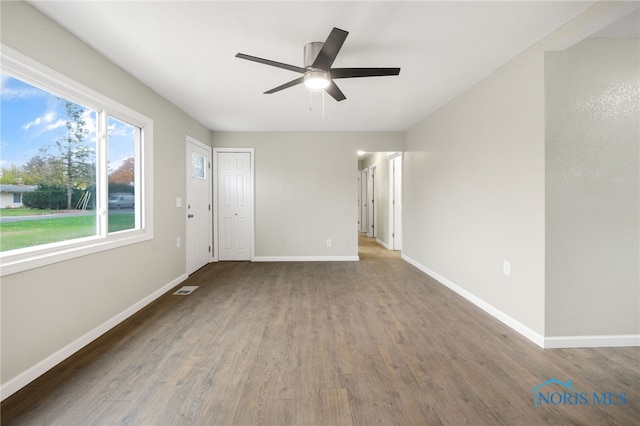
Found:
217,151 -> 253,261
186,138 -> 212,275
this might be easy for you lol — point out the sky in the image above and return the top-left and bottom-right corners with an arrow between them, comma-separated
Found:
0,73 -> 134,175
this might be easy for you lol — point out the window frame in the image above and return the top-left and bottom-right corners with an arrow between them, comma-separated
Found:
0,46 -> 154,277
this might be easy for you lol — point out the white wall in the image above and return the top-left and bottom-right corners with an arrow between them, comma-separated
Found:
212,132 -> 404,259
1,1 -> 211,394
545,36 -> 639,337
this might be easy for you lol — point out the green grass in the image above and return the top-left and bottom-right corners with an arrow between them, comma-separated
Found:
0,213 -> 135,252
0,208 -> 56,217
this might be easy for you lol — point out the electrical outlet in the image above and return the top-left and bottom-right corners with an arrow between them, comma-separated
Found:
503,260 -> 511,276
177,237 -> 181,248
326,239 -> 332,247
176,197 -> 182,208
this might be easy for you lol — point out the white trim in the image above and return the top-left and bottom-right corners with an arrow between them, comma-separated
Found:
0,273 -> 188,401
376,238 -> 392,250
1,232 -> 153,277
401,254 -> 545,348
254,256 -> 359,262
544,335 -> 640,349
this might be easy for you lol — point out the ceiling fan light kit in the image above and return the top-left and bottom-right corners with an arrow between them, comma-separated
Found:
236,27 -> 400,102
304,70 -> 331,90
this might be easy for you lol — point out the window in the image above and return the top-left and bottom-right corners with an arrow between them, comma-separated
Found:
191,152 -> 206,179
0,47 -> 153,276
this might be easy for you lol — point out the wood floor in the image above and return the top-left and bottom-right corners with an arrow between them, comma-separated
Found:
2,235 -> 639,425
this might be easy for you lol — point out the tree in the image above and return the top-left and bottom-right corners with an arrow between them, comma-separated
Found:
0,164 -> 35,185
53,100 -> 94,209
22,150 -> 64,185
109,156 -> 135,185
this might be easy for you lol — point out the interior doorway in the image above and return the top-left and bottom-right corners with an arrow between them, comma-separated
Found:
357,152 -> 402,251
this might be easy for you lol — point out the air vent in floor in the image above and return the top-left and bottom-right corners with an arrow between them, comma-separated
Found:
173,286 -> 198,295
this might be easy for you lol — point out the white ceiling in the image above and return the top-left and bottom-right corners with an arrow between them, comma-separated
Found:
29,1 -> 598,132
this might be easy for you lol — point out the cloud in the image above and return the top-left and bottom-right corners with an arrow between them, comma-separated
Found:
46,119 -> 67,131
1,75 -> 45,100
23,111 -> 57,130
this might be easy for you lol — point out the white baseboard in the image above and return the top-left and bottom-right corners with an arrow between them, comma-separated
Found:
401,254 -> 640,349
253,256 -> 359,262
0,273 -> 189,401
544,335 -> 640,348
375,238 -> 392,250
401,254 -> 545,348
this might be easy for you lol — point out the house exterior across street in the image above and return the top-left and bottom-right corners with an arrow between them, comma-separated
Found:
0,184 -> 37,208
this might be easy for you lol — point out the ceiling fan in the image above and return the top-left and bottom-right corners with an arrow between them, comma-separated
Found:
235,27 -> 400,102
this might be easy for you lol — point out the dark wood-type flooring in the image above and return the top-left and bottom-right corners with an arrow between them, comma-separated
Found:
2,235 -> 639,425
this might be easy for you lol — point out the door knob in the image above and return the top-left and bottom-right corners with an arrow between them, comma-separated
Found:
187,214 -> 194,218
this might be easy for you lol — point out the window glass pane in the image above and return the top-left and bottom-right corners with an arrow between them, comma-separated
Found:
0,74 -> 97,252
192,152 -> 205,179
107,116 -> 138,233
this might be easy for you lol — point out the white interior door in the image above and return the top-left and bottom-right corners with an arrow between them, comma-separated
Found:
186,138 -> 212,275
392,154 -> 403,250
367,165 -> 376,238
218,151 -> 252,261
359,169 -> 368,233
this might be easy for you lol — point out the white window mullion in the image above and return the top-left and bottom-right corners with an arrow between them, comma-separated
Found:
97,110 -> 109,237
134,126 -> 143,230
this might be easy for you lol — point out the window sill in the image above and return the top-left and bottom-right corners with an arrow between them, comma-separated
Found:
0,230 -> 153,277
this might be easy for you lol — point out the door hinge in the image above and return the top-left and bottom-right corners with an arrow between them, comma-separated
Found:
208,162 -> 211,169
209,204 -> 211,211
209,246 -> 211,253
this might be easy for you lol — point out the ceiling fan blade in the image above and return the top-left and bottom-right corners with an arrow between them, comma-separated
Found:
236,53 -> 306,74
325,81 -> 346,102
311,28 -> 348,70
264,76 -> 305,94
331,68 -> 401,79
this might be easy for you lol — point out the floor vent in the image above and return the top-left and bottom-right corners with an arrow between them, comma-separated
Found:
173,286 -> 198,295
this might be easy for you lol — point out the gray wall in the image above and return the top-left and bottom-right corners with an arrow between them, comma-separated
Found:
545,37 -> 640,336
402,1 -> 636,339
403,41 -> 547,335
1,1 -> 211,386
212,132 -> 403,258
